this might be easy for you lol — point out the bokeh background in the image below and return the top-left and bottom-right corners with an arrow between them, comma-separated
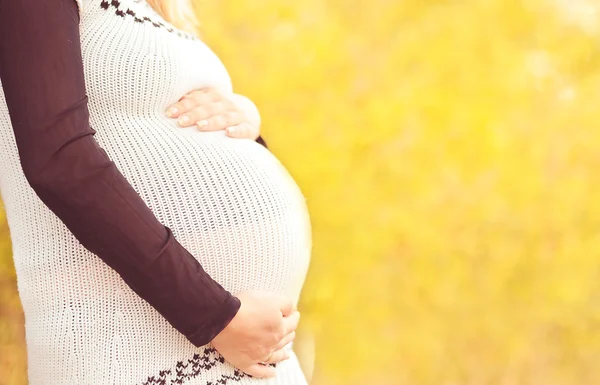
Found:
3,0 -> 600,384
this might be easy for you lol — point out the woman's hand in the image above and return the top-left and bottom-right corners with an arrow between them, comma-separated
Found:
166,87 -> 261,140
211,291 -> 300,378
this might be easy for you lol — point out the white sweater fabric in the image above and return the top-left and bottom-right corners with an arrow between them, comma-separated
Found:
0,0 -> 312,383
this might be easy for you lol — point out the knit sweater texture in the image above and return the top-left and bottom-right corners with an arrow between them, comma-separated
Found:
0,0 -> 312,383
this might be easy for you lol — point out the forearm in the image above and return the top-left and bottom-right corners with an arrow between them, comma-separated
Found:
0,0 -> 239,347
23,127 -> 241,346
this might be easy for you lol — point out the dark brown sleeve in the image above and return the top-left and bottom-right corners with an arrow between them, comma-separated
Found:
255,135 -> 268,148
0,0 -> 240,347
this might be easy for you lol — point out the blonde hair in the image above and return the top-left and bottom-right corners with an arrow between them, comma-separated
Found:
147,0 -> 199,34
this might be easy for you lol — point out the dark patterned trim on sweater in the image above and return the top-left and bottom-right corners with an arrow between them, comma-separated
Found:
139,346 -> 277,385
99,0 -> 197,40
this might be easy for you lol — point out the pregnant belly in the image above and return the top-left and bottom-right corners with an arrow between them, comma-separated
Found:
94,121 -> 312,302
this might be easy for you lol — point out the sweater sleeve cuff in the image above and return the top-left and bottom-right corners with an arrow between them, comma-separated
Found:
185,293 -> 242,347
255,135 -> 268,148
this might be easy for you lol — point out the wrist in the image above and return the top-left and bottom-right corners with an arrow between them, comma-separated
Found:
186,293 -> 242,347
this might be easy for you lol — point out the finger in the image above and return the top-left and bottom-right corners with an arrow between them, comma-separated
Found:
196,111 -> 243,131
274,331 -> 296,350
243,363 -> 277,378
180,87 -> 213,101
278,298 -> 296,317
192,86 -> 222,100
166,89 -> 215,119
177,102 -> 229,128
262,348 -> 291,364
225,122 -> 259,139
166,95 -> 199,119
281,311 -> 300,335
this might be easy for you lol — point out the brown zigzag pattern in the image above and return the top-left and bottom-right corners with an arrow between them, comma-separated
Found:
99,0 -> 196,40
139,346 -> 277,385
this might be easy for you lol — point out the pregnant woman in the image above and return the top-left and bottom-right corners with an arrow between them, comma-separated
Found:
0,0 -> 312,384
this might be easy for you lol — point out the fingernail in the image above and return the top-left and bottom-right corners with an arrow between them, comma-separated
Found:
178,115 -> 189,126
166,107 -> 178,117
226,126 -> 236,134
197,120 -> 208,130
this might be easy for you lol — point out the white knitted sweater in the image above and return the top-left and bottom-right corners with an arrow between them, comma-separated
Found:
0,0 -> 312,383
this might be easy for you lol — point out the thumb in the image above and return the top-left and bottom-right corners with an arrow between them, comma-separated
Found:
277,297 -> 296,317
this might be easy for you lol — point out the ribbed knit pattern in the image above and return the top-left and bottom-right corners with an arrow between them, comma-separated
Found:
0,0 -> 312,383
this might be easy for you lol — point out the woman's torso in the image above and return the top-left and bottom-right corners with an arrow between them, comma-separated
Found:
0,0 -> 311,383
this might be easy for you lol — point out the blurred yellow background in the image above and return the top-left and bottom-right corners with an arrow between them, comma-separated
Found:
3,0 -> 600,384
